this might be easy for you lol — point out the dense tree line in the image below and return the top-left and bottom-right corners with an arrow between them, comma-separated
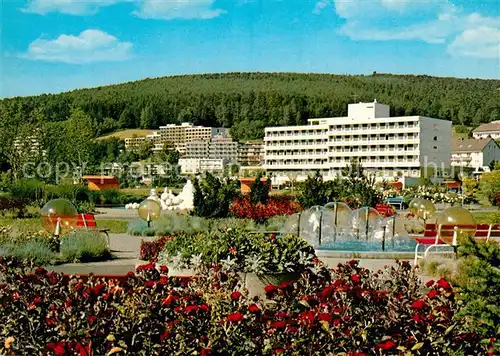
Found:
1,72 -> 499,142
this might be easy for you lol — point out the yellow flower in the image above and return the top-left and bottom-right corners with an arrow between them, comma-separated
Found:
106,347 -> 124,355
4,337 -> 15,349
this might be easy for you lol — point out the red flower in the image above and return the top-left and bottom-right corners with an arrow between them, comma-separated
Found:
35,266 -> 47,275
351,274 -> 361,283
127,272 -> 135,278
185,305 -> 199,314
299,311 -> 315,328
426,290 -> 439,299
410,300 -> 426,310
286,326 -> 298,334
264,285 -> 277,295
271,321 -> 287,329
74,342 -> 91,356
279,281 -> 290,289
319,286 -> 334,301
91,283 -> 106,296
413,313 -> 425,323
160,329 -> 170,340
425,279 -> 435,287
143,280 -> 155,288
272,348 -> 284,354
318,313 -> 332,323
248,304 -> 261,313
199,304 -> 210,312
378,340 -> 396,350
231,291 -> 242,300
54,342 -> 66,356
229,247 -> 237,255
436,278 -> 451,290
160,265 -> 169,274
227,312 -> 244,323
162,295 -> 178,306
88,315 -> 97,324
201,348 -> 211,356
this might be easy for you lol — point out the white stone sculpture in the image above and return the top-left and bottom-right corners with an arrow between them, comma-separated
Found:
125,181 -> 194,211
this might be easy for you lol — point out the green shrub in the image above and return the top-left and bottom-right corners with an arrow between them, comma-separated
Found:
250,171 -> 270,204
152,213 -> 209,236
193,173 -> 239,218
0,239 -> 58,265
127,219 -> 156,236
60,231 -> 111,263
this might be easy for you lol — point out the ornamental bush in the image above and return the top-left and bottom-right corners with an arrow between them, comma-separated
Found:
0,258 -> 493,355
230,195 -> 301,223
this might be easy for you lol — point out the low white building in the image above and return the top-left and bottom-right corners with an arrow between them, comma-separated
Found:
472,121 -> 500,140
451,138 -> 500,169
179,158 -> 226,174
263,101 -> 452,181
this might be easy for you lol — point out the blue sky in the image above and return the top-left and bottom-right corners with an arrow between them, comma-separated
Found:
1,0 -> 499,97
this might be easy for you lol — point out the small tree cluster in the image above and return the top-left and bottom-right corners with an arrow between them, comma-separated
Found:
192,173 -> 239,218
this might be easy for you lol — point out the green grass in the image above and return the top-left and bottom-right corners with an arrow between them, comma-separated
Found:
472,211 -> 500,224
0,218 -> 128,234
96,129 -> 155,141
0,218 -> 43,231
96,219 -> 128,233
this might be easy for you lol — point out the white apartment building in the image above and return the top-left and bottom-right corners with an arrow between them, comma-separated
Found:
209,137 -> 239,163
124,136 -> 146,150
451,138 -> 500,169
472,121 -> 500,140
179,158 -> 227,174
185,140 -> 210,158
159,123 -> 230,154
264,101 -> 452,180
146,132 -> 163,153
239,141 -> 264,165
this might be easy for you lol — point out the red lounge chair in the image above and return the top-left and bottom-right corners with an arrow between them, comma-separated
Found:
76,213 -> 110,246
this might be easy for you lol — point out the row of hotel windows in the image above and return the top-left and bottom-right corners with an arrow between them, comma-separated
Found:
266,145 -> 419,155
266,137 -> 419,147
328,121 -> 419,131
330,133 -> 419,141
266,156 -> 419,165
266,121 -> 420,137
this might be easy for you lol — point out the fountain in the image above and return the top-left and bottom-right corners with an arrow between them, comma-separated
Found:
286,202 -> 416,252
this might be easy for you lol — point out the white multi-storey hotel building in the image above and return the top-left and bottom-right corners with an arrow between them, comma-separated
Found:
264,101 -> 452,180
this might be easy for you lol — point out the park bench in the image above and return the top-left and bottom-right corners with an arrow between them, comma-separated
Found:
413,223 -> 500,265
385,196 -> 404,210
76,213 -> 110,246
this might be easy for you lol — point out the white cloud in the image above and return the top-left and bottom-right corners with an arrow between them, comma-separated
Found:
23,0 -> 124,15
324,0 -> 500,59
448,26 -> 500,59
133,0 -> 226,20
23,0 -> 226,19
24,29 -> 133,64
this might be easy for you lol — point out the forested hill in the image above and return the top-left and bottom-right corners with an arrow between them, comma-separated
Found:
2,72 -> 499,140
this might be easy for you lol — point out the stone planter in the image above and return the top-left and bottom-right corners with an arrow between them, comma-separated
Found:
258,271 -> 302,286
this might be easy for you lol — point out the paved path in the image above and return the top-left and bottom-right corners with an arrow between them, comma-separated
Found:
48,233 -> 154,275
47,232 -> 433,285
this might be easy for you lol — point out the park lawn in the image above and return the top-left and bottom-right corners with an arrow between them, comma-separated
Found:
96,129 -> 154,141
0,218 -> 128,234
471,211 -> 500,224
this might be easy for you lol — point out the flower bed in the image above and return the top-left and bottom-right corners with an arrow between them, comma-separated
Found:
230,195 -> 301,223
140,234 -> 177,262
155,229 -> 317,275
1,257 -> 494,355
